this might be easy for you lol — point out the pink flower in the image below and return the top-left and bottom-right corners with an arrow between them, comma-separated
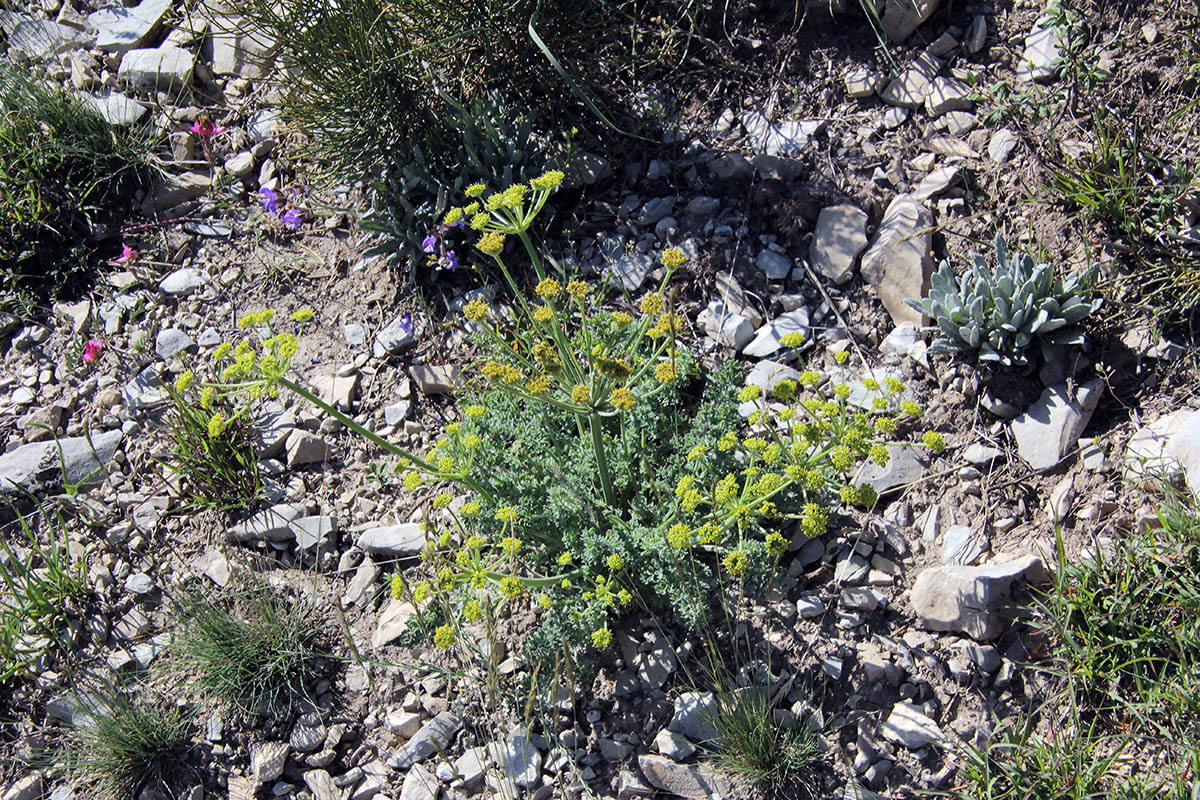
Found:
190,118 -> 226,140
82,340 -> 104,363
115,243 -> 137,264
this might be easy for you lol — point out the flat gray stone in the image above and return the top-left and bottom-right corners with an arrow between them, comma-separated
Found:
285,431 -> 330,467
399,763 -> 438,800
880,701 -> 944,748
118,45 -> 195,92
388,712 -> 461,769
941,525 -> 985,565
407,364 -> 460,395
1010,380 -> 1102,471
880,52 -> 942,109
859,194 -> 933,326
155,327 -> 195,359
606,252 -> 655,292
0,429 -> 122,495
855,445 -> 926,495
667,692 -> 718,742
910,556 -> 1047,641
637,755 -> 735,800
226,503 -> 308,542
880,0 -> 939,41
9,18 -> 91,60
742,308 -> 810,358
372,598 -> 415,649
1018,23 -> 1063,82
158,267 -> 210,296
83,92 -> 147,126
210,14 -> 276,77
698,301 -> 753,351
88,0 -> 170,52
373,312 -> 416,357
357,524 -> 425,558
811,205 -> 868,284
492,728 -> 542,789
756,249 -> 791,280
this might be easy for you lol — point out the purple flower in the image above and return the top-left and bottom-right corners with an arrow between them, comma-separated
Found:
281,208 -> 302,230
446,249 -> 460,270
259,187 -> 280,216
449,221 -> 465,230
399,312 -> 412,335
422,235 -> 438,254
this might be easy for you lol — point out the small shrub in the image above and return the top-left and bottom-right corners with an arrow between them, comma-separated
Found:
188,172 -> 942,667
1036,489 -> 1200,719
0,66 -> 155,310
0,505 -> 88,682
172,584 -> 323,714
907,235 -> 1101,366
58,686 -> 193,799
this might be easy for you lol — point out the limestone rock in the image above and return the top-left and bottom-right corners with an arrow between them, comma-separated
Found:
910,556 -> 1047,641
880,52 -> 942,109
408,364 -> 460,395
358,524 -> 425,558
879,701 -> 944,748
88,0 -> 170,52
810,205 -> 868,284
742,308 -> 810,358
1018,21 -> 1064,83
859,194 -> 932,326
388,712 -> 461,769
637,755 -> 736,800
667,692 -> 718,742
285,430 -> 331,467
698,301 -> 753,351
0,430 -> 122,496
83,92 -> 147,126
1010,380 -> 1102,471
118,45 -> 195,92
373,598 -> 416,649
880,0 -> 940,42
210,15 -> 277,77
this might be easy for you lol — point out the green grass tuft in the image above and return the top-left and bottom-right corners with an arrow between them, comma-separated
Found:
59,686 -> 194,800
1036,487 -> 1200,719
0,505 -> 88,683
172,584 -> 323,715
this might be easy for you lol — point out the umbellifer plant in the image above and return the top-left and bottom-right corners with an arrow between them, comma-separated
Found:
907,235 -> 1101,366
194,171 -> 945,664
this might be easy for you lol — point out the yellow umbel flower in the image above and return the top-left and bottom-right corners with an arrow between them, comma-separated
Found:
655,361 -> 678,383
476,232 -> 506,256
470,213 -> 489,230
496,506 -> 519,523
291,308 -> 314,322
566,280 -> 589,298
639,293 -> 665,316
530,170 -> 564,191
591,628 -> 612,649
465,182 -> 487,198
174,371 -> 194,393
780,331 -> 804,347
444,207 -> 463,225
535,278 -> 561,298
660,247 -> 686,269
433,625 -> 456,648
207,413 -> 227,439
612,311 -> 632,325
527,375 -> 551,395
609,387 -> 636,411
571,384 -> 589,404
723,550 -> 748,577
463,300 -> 488,321
532,307 -> 553,323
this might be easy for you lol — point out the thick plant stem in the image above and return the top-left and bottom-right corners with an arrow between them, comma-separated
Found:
587,412 -> 617,508
279,377 -> 496,502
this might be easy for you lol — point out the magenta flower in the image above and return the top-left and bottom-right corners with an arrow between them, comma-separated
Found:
115,243 -> 137,264
82,340 -> 104,363
280,209 -> 303,230
190,118 -> 226,140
